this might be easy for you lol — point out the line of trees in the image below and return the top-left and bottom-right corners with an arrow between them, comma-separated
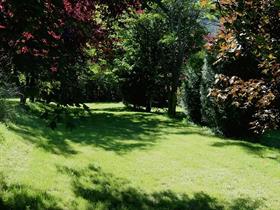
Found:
1,0 -> 279,138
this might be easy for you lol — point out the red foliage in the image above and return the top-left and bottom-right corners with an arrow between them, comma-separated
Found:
21,46 -> 29,54
0,0 -> 140,68
208,0 -> 280,135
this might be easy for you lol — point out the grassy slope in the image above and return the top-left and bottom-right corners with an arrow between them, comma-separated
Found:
0,102 -> 280,210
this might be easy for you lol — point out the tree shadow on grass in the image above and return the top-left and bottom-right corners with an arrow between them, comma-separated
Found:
9,102 -> 279,159
8,105 -> 196,156
0,174 -> 61,210
212,140 -> 280,162
90,106 -> 144,113
0,166 -> 263,210
9,113 -> 78,156
57,164 -> 263,210
259,130 -> 280,149
8,100 -> 216,157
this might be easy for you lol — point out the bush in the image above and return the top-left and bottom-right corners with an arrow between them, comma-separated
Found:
206,0 -> 280,136
0,83 -> 16,123
183,53 -> 254,137
201,56 -> 255,137
199,56 -> 216,128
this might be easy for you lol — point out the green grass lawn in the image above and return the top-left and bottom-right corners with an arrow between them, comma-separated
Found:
0,102 -> 280,210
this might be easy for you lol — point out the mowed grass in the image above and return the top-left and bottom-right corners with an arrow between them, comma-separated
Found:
0,102 -> 280,210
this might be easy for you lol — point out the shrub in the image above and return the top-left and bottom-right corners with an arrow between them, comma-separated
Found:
201,56 -> 256,137
184,53 -> 254,137
206,0 -> 280,136
199,56 -> 216,128
0,99 -> 12,123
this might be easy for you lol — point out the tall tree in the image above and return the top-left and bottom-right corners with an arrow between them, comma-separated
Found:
115,0 -> 206,115
155,0 -> 206,117
114,12 -> 169,111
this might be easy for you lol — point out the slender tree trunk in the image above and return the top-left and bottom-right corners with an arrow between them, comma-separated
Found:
146,97 -> 152,112
29,75 -> 36,103
167,4 -> 184,117
19,74 -> 28,105
20,74 -> 30,105
167,42 -> 184,117
168,91 -> 177,117
168,72 -> 180,117
20,94 -> 26,105
30,96 -> 35,103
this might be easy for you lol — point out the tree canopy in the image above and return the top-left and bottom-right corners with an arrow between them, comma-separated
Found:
0,0 -> 140,105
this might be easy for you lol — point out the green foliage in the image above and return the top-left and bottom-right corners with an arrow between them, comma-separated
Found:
115,1 -> 207,114
37,61 -> 121,104
0,52 -> 16,123
199,56 -> 216,127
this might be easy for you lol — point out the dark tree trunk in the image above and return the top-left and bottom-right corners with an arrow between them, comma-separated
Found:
29,74 -> 36,103
167,59 -> 182,118
20,94 -> 26,105
146,98 -> 152,112
19,74 -> 30,105
30,96 -> 35,103
168,94 -> 176,117
168,79 -> 179,117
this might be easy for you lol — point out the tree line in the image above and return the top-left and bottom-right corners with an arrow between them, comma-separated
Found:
1,0 -> 279,138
